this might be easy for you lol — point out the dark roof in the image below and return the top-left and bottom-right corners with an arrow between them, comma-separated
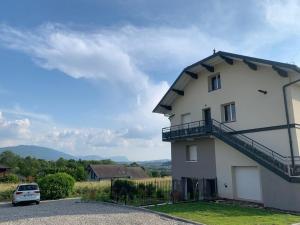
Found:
0,164 -> 10,169
153,51 -> 300,114
187,51 -> 300,72
88,164 -> 149,179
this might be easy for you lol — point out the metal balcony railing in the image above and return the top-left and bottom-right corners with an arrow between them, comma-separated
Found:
162,120 -> 208,141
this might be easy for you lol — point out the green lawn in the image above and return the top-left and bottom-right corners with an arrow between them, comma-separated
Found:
149,202 -> 300,225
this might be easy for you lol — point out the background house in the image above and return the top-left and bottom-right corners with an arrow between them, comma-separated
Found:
0,164 -> 10,177
87,164 -> 149,180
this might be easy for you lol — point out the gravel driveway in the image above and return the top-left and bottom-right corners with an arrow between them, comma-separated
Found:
0,199 -> 191,225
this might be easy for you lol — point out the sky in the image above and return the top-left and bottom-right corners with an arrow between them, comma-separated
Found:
0,0 -> 299,161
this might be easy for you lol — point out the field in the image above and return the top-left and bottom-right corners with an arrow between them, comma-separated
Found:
150,201 -> 300,225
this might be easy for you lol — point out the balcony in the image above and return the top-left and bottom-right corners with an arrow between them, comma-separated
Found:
162,120 -> 210,141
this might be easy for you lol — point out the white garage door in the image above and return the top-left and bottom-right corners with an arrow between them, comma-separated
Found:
234,167 -> 262,202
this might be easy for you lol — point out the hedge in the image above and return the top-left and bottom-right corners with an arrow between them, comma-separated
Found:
38,172 -> 75,200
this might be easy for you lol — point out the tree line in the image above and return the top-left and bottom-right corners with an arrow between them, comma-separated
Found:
0,151 -> 115,181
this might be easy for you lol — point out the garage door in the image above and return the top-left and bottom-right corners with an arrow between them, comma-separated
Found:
234,167 -> 262,202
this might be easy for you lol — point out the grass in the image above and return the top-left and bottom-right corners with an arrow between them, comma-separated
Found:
74,180 -> 111,191
0,183 -> 16,192
149,201 -> 300,225
0,183 -> 17,202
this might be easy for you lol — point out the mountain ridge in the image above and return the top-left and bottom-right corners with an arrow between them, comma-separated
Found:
0,145 -> 129,162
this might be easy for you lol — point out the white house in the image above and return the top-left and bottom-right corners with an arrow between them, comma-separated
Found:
153,51 -> 300,212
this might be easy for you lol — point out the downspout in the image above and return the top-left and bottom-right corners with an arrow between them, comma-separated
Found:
283,78 -> 300,174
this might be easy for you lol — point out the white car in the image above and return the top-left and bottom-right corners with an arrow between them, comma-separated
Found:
12,183 -> 40,206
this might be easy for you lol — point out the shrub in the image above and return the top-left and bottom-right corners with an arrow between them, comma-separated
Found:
0,189 -> 14,201
81,186 -> 111,202
112,180 -> 136,202
38,172 -> 75,200
0,174 -> 19,183
156,188 -> 165,199
145,183 -> 156,197
137,183 -> 146,198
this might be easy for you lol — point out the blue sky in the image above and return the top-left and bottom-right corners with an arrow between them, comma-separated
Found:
0,0 -> 299,160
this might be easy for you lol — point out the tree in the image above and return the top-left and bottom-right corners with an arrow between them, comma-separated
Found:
151,170 -> 160,177
130,162 -> 140,167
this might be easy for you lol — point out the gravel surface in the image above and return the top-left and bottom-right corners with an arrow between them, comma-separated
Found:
0,199 -> 191,225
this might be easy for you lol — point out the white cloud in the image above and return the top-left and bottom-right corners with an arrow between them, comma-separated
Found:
0,24 -> 234,82
262,0 -> 300,33
0,112 -> 31,141
0,106 -> 52,122
107,25 -> 234,71
0,109 -> 169,160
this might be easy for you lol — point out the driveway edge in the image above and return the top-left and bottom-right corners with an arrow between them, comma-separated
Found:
81,200 -> 205,225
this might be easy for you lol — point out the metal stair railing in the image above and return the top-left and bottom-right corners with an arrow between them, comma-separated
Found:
210,119 -> 290,176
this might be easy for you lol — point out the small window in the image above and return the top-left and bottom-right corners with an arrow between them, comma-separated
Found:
186,145 -> 197,161
209,74 -> 221,91
181,113 -> 191,124
222,102 -> 236,122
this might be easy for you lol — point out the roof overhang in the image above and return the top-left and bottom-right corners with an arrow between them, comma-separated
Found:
153,51 -> 300,114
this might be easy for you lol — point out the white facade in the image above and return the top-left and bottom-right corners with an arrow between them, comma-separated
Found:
169,60 -> 300,156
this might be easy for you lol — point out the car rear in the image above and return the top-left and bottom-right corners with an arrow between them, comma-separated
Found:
12,183 -> 40,206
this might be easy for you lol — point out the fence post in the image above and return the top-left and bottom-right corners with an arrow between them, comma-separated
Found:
110,178 -> 113,199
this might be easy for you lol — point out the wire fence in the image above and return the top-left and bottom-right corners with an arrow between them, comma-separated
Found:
110,178 -> 172,206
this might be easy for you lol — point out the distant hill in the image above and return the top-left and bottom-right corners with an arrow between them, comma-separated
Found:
110,156 -> 129,162
79,155 -> 129,162
136,159 -> 171,169
0,145 -> 129,162
0,145 -> 76,161
79,155 -> 104,161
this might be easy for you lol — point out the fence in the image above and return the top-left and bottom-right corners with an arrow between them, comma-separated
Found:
172,178 -> 218,203
109,177 -> 217,206
110,178 -> 172,206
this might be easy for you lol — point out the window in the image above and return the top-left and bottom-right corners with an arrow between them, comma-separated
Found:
209,74 -> 221,91
18,185 -> 38,191
186,145 -> 197,161
181,113 -> 191,124
222,102 -> 236,122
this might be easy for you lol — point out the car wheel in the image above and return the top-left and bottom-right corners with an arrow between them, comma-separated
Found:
36,201 -> 40,205
12,202 -> 17,207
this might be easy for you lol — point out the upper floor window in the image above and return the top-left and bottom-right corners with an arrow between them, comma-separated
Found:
181,113 -> 191,124
222,102 -> 236,122
186,145 -> 197,162
209,73 -> 221,92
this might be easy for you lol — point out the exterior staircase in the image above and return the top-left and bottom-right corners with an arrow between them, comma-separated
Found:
162,119 -> 300,183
